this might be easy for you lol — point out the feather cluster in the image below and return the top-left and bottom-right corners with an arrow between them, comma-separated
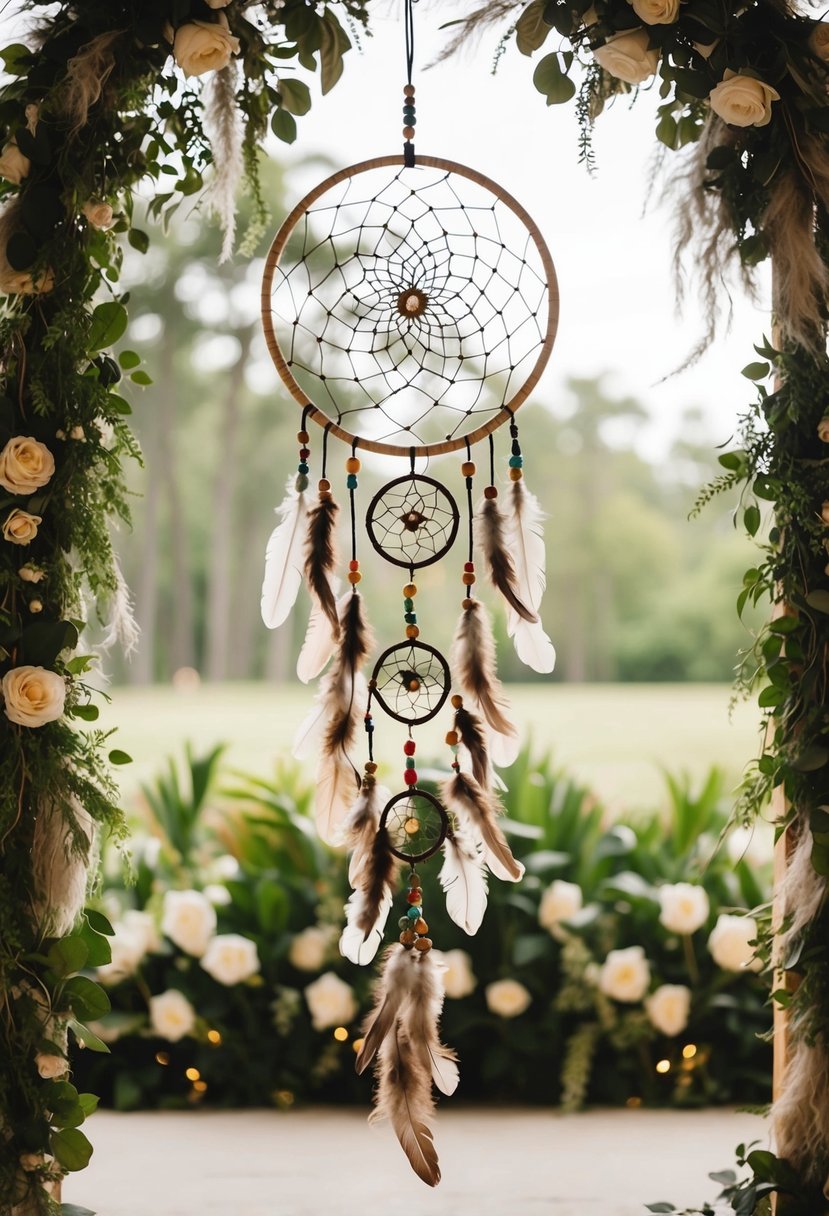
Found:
304,494 -> 340,636
450,598 -> 518,768
260,477 -> 309,630
476,494 -> 536,623
441,770 -> 523,883
340,783 -> 399,965
503,479 -> 556,674
296,584 -> 348,684
204,63 -> 244,264
63,30 -> 124,133
356,945 -> 458,1187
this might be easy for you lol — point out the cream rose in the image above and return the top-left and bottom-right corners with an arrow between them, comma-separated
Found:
3,508 -> 42,545
173,16 -> 240,77
627,0 -> 679,24
485,978 -> 532,1019
0,437 -> 55,495
161,889 -> 216,957
593,29 -> 660,85
97,914 -> 156,985
289,925 -> 333,972
18,564 -> 44,583
817,418 -> 829,443
203,883 -> 232,906
2,667 -> 65,727
709,71 -> 779,128
598,945 -> 651,1002
708,914 -> 762,972
539,879 -> 583,941
645,984 -> 691,1037
149,989 -> 197,1042
82,200 -> 114,230
810,24 -> 829,61
433,948 -> 476,999
304,972 -> 358,1031
35,1052 -> 67,1080
658,883 -> 709,935
0,265 -> 54,296
0,140 -> 30,185
200,933 -> 260,986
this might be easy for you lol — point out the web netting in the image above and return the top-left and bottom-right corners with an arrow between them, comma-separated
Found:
370,640 -> 450,725
380,789 -> 448,864
263,158 -> 555,454
366,474 -> 458,568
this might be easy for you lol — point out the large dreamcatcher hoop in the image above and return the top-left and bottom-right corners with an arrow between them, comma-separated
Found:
366,473 -> 459,568
261,155 -> 559,458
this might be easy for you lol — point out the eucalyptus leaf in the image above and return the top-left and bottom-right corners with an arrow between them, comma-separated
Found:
278,78 -> 312,117
516,0 -> 552,56
51,1128 -> 93,1172
88,302 -> 128,353
532,52 -> 575,104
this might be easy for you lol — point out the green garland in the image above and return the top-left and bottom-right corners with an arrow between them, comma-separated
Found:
2,0 -> 829,1210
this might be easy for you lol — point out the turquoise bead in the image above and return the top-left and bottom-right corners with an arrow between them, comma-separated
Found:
298,461 -> 309,474
404,597 -> 414,611
346,473 -> 358,490
508,455 -> 524,468
407,905 -> 421,920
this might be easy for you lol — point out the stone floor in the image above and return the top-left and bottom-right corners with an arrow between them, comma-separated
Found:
66,1107 -> 765,1215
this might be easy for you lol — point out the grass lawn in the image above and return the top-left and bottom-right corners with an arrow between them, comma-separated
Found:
106,681 -> 761,814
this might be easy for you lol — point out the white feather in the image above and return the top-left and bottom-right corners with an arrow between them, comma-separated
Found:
508,611 -> 557,674
292,671 -> 368,760
346,785 -> 391,882
315,756 -> 361,846
505,480 -> 547,614
488,728 -> 521,769
260,477 -> 308,629
429,1048 -> 460,1097
339,885 -> 394,966
438,828 -> 488,935
296,585 -> 347,683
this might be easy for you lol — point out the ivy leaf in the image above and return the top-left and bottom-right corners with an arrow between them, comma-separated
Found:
71,704 -> 100,722
51,1128 -> 93,1172
278,78 -> 312,116
741,361 -> 770,381
108,749 -> 133,765
84,909 -> 114,936
128,228 -> 149,254
532,52 -> 575,104
88,302 -> 128,353
655,113 -> 678,149
64,976 -> 111,1022
744,505 -> 760,536
319,10 -> 350,95
271,107 -> 297,144
516,0 -> 552,56
0,43 -> 33,75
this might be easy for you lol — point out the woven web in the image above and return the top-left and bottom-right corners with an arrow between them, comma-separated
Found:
382,791 -> 446,862
372,641 -> 449,725
266,163 -> 550,449
367,475 -> 458,568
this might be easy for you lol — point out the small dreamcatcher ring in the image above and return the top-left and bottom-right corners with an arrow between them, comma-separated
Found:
370,640 -> 451,725
380,788 -> 449,864
366,474 -> 459,569
261,154 -> 559,459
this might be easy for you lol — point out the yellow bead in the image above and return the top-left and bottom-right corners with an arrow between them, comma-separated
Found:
346,456 -> 361,474
403,583 -> 417,597
405,625 -> 419,639
415,918 -> 428,934
445,730 -> 459,746
461,461 -> 475,477
451,694 -> 463,709
348,571 -> 362,585
509,466 -> 523,482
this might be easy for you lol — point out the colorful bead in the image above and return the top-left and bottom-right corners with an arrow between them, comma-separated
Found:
451,694 -> 463,709
406,888 -> 422,904
461,461 -> 475,477
463,561 -> 474,572
509,467 -> 523,482
346,456 -> 361,474
403,597 -> 414,611
445,730 -> 459,746
365,761 -> 377,773
398,916 -> 410,930
403,125 -> 415,139
348,571 -> 362,585
404,612 -> 417,624
405,757 -> 416,770
408,871 -> 421,887
349,559 -> 359,571
298,462 -> 309,474
509,455 -> 524,468
483,485 -> 498,499
407,905 -> 421,920
462,572 -> 475,586
414,917 -> 428,934
404,741 -> 416,757
297,430 -> 310,444
404,817 -> 420,835
318,478 -> 331,492
405,625 -> 420,639
296,474 -> 309,492
403,768 -> 418,785
404,84 -> 415,97
299,448 -> 310,459
346,473 -> 358,490
403,583 -> 417,597
400,930 -> 416,948
511,439 -> 521,456
414,937 -> 432,953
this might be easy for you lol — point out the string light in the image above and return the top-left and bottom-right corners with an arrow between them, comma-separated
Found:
275,1090 -> 295,1109
185,1067 -> 201,1082
333,1026 -> 349,1042
682,1044 -> 697,1059
625,1096 -> 642,1109
655,1059 -> 671,1074
207,1029 -> 222,1045
155,1052 -> 169,1066
193,1080 -> 208,1094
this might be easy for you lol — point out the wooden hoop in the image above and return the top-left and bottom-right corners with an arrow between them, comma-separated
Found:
261,154 -> 560,459
379,788 -> 449,864
370,639 -> 451,725
366,473 -> 460,569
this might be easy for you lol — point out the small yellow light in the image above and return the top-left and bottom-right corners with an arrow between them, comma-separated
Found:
207,1029 -> 222,1045
333,1026 -> 349,1042
155,1052 -> 170,1066
682,1044 -> 697,1060
193,1080 -> 208,1093
404,817 -> 420,835
185,1067 -> 201,1082
275,1089 -> 295,1109
352,1038 -> 365,1054
625,1096 -> 642,1109
655,1059 -> 671,1075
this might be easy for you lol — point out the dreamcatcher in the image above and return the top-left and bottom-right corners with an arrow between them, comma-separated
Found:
259,0 -> 558,1187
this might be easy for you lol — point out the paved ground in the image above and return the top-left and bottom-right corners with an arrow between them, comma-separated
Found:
66,1107 -> 765,1216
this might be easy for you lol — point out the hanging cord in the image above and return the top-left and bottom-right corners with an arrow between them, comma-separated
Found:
402,0 -> 418,167
349,437 -> 360,565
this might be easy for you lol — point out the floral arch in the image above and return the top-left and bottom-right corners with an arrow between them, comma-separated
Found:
0,1 -> 827,1212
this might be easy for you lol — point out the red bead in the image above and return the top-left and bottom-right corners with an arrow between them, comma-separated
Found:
406,888 -> 422,904
464,562 -> 474,572
299,448 -> 310,459
403,769 -> 418,786
349,560 -> 359,571
403,740 -> 416,756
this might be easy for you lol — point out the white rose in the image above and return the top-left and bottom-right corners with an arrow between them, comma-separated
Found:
161,889 -> 216,957
2,667 -> 65,728
211,854 -> 240,880
173,16 -> 240,77
645,984 -> 691,1037
539,880 -> 583,941
658,883 -> 709,935
0,141 -> 30,185
2,508 -> 42,545
433,948 -> 476,999
810,24 -> 829,61
97,918 -> 152,985
203,883 -> 232,906
82,200 -> 114,230
818,418 -> 829,443
18,564 -> 44,583
149,989 -> 196,1042
485,978 -> 532,1019
35,1052 -> 67,1080
599,946 -> 651,1002
593,29 -> 660,85
200,933 -> 260,986
726,825 -> 774,868
0,265 -> 54,296
627,0 -> 679,24
304,972 -> 358,1031
708,914 -> 762,972
709,71 -> 779,128
289,926 -> 333,972
123,909 -> 161,954
0,436 -> 55,495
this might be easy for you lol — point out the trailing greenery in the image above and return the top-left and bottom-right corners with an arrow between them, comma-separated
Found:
75,747 -> 771,1113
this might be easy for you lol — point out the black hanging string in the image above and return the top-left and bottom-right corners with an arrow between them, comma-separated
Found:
405,0 -> 415,84
464,438 -> 474,597
322,421 -> 333,479
488,433 -> 495,487
403,0 -> 417,167
350,437 -> 359,565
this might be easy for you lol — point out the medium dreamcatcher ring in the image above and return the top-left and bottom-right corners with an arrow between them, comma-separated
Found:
261,155 -> 559,459
366,473 -> 459,568
369,640 -> 451,725
379,788 -> 449,864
